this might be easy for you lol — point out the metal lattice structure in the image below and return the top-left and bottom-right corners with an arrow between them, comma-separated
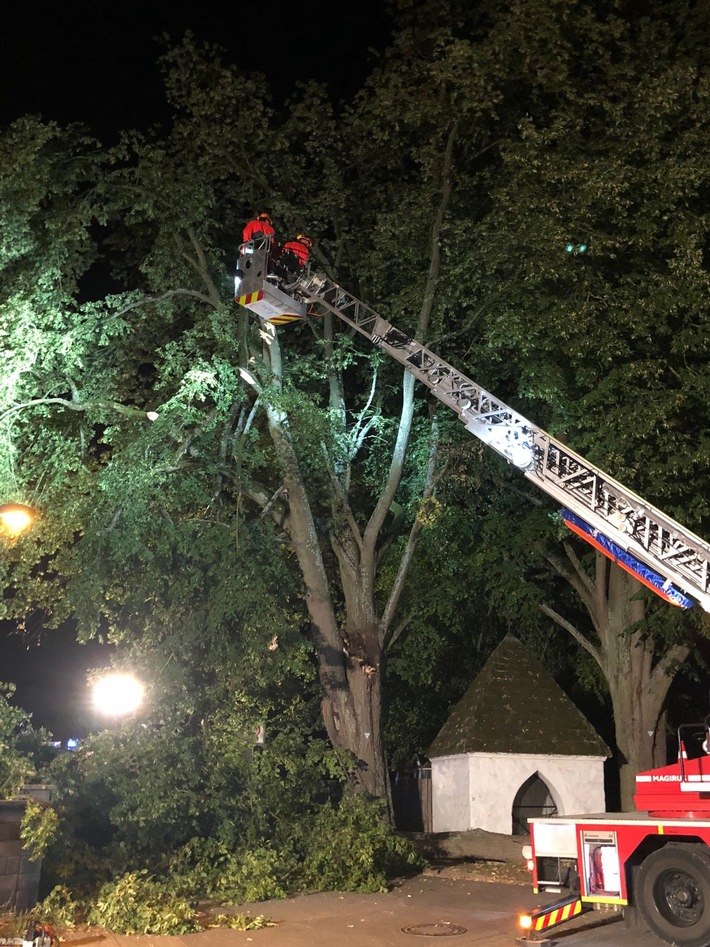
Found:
237,253 -> 710,612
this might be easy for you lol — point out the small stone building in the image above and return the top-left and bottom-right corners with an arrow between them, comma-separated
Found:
428,634 -> 609,835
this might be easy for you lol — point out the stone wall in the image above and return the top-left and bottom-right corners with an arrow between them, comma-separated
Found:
0,797 -> 44,911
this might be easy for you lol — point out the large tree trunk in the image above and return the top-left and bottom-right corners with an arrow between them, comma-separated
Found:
543,549 -> 690,810
264,394 -> 391,798
249,126 -> 457,807
604,568 -> 667,808
321,619 -> 387,799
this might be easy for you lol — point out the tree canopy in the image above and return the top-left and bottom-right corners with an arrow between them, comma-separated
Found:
3,0 -> 710,865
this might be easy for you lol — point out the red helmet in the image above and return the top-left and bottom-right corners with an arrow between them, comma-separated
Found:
257,212 -> 272,222
297,234 -> 313,247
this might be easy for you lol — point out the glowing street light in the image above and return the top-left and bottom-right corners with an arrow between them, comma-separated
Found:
0,503 -> 34,538
91,673 -> 144,717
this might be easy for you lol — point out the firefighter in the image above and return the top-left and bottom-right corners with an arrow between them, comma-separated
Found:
279,234 -> 313,277
242,212 -> 274,243
239,213 -> 278,287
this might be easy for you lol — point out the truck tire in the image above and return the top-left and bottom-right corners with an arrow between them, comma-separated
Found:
636,844 -> 710,947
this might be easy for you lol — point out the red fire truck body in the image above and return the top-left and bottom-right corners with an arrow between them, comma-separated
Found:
523,743 -> 710,946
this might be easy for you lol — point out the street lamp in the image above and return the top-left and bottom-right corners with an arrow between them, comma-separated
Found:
91,672 -> 144,717
0,503 -> 34,538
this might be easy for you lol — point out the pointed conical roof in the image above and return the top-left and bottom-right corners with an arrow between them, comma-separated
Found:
428,634 -> 609,758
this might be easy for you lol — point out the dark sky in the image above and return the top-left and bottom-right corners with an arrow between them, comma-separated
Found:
1,0 -> 394,736
1,0 -> 393,136
3,622 -> 113,740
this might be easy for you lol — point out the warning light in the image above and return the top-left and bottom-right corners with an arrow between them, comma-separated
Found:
519,914 -> 533,930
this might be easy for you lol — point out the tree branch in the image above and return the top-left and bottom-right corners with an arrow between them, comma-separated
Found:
175,227 -> 223,307
544,542 -> 599,632
116,287 -> 216,314
539,602 -> 605,672
362,123 -> 458,565
650,642 -> 692,690
349,365 -> 380,459
416,122 -> 457,339
0,397 -> 157,425
322,444 -> 363,554
385,610 -> 416,650
381,416 -> 442,643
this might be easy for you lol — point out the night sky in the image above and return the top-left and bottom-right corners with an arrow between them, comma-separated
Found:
2,622 -> 112,740
1,0 -> 394,737
1,0 -> 393,135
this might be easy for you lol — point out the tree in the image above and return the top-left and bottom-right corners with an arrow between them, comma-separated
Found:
0,25 -> 503,809
460,0 -> 710,806
7,0 -> 710,821
0,683 -> 44,798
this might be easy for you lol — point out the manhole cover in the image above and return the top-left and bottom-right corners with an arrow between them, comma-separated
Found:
401,923 -> 468,936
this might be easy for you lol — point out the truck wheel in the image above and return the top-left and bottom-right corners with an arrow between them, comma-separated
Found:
636,844 -> 710,947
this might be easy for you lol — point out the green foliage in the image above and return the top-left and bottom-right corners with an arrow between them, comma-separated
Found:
20,798 -> 59,862
208,913 -> 274,931
35,882 -> 274,934
0,684 -> 39,798
300,794 -> 423,893
41,646 -> 333,882
87,871 -> 199,935
171,790 -> 422,902
35,885 -> 84,929
0,910 -> 34,939
172,839 -> 294,904
5,0 -> 710,891
472,2 -> 710,523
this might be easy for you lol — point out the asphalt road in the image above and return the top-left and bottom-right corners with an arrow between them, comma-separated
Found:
567,920 -> 659,947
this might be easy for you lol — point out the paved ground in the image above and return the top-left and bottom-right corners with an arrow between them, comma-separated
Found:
68,875 -> 654,947
90,876 -> 544,947
50,832 -> 660,947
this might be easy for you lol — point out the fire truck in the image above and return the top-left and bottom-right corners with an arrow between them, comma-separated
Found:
518,732 -> 710,947
236,237 -> 710,946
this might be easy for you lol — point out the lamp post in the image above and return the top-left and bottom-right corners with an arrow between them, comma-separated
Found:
0,503 -> 34,539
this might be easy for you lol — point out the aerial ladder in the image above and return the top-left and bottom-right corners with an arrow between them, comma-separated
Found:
235,238 -> 710,613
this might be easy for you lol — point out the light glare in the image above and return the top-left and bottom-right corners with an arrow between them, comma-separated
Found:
0,503 -> 34,537
92,673 -> 144,717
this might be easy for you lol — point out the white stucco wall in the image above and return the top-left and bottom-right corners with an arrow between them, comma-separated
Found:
431,752 -> 607,835
430,754 -> 471,833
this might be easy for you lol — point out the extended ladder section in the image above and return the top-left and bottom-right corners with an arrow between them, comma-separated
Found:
236,245 -> 710,612
293,272 -> 710,612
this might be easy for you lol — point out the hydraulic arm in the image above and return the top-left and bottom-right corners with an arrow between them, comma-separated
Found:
235,242 -> 710,612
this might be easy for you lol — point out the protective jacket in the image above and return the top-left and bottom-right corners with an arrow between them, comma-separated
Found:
282,238 -> 310,268
243,217 -> 275,243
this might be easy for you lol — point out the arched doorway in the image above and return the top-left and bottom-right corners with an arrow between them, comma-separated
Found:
512,772 -> 557,835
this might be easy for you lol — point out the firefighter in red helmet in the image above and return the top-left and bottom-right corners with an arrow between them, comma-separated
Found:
280,234 -> 313,276
242,212 -> 275,244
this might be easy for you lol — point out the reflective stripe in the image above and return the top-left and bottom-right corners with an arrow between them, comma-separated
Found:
532,899 -> 583,931
267,314 -> 304,325
237,291 -> 264,305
